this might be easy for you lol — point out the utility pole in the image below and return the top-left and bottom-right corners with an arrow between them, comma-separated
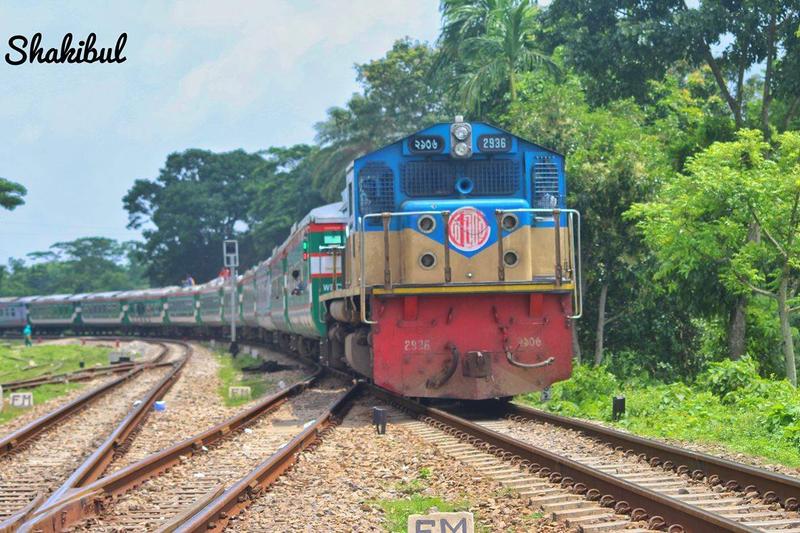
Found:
223,239 -> 239,355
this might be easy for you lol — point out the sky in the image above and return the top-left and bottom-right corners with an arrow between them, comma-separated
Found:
0,0 -> 441,264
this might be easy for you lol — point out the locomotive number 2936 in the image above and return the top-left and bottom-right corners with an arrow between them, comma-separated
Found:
478,134 -> 511,152
404,339 -> 431,352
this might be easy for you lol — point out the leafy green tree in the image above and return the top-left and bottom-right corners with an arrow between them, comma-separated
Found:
124,149 -> 265,285
505,73 -> 668,364
630,130 -> 800,385
247,145 -> 326,254
542,0 -> 800,359
644,68 -> 737,171
438,0 -> 558,115
0,177 -> 26,210
543,0 -> 800,133
0,237 -> 146,296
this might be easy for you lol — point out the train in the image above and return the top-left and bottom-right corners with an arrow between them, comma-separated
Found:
0,117 -> 581,400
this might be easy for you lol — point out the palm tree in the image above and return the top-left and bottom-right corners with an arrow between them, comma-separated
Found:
438,0 -> 559,114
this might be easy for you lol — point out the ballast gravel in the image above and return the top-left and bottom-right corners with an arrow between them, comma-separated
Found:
227,401 -> 565,533
72,381 -> 347,532
542,411 -> 800,480
0,340 -> 164,434
107,343 -> 307,471
0,376 -> 107,434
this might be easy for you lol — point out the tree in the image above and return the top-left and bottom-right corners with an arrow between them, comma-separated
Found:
438,0 -> 559,115
313,38 -> 456,199
124,149 -> 265,285
0,237 -> 146,296
630,130 -> 800,386
543,0 -> 800,134
0,177 -> 26,210
644,67 -> 737,171
504,73 -> 668,365
247,145 -> 326,254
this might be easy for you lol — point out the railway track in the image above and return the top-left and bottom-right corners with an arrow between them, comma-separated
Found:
2,362 -> 142,392
363,388 -> 800,533
0,342 -> 188,532
0,343 -> 169,456
22,358 -> 350,533
7,337 -> 800,532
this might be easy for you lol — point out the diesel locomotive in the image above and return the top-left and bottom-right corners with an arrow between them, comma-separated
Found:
0,117 -> 581,400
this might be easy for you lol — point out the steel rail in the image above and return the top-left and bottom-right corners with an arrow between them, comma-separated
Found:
0,494 -> 43,533
8,345 -> 189,533
369,386 -> 760,533
1,365 -> 137,391
35,345 -> 190,505
0,343 -> 169,456
174,383 -> 360,533
0,342 -> 183,533
0,368 -> 143,456
495,402 -> 800,512
23,362 -> 324,533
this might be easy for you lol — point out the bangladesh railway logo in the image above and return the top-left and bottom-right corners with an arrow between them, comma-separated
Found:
448,206 -> 490,252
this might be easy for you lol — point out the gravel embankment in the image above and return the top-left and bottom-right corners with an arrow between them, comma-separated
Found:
519,407 -> 800,480
0,340 -> 166,435
227,402 -> 565,533
478,417 -> 800,529
0,376 -> 108,434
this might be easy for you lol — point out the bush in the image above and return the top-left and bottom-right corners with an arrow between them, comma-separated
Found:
521,359 -> 800,467
603,350 -> 655,382
696,356 -> 760,401
538,364 -> 619,419
553,364 -> 618,404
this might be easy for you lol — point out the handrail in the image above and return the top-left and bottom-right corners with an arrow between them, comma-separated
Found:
359,210 -> 447,324
498,208 -> 582,319
359,208 -> 583,321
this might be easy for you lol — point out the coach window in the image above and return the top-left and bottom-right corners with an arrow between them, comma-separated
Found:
290,265 -> 307,296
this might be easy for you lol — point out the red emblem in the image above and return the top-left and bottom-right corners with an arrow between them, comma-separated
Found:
448,207 -> 491,252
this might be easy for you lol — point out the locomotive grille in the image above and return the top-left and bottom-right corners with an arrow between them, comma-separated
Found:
401,161 -> 454,196
471,159 -> 519,195
401,159 -> 519,197
532,156 -> 561,208
359,163 -> 395,224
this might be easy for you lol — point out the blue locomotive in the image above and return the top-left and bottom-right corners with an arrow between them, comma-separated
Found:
0,118 -> 581,400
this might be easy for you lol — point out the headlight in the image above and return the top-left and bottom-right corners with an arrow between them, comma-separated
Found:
503,250 -> 520,267
453,142 -> 470,157
501,214 -> 519,231
419,252 -> 437,269
453,124 -> 470,141
418,215 -> 436,234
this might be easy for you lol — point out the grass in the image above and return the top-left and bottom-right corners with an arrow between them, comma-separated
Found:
518,359 -> 800,468
0,343 -> 111,425
0,343 -> 111,382
369,468 -> 477,533
214,349 -> 276,406
0,382 -> 85,425
375,496 -> 472,532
